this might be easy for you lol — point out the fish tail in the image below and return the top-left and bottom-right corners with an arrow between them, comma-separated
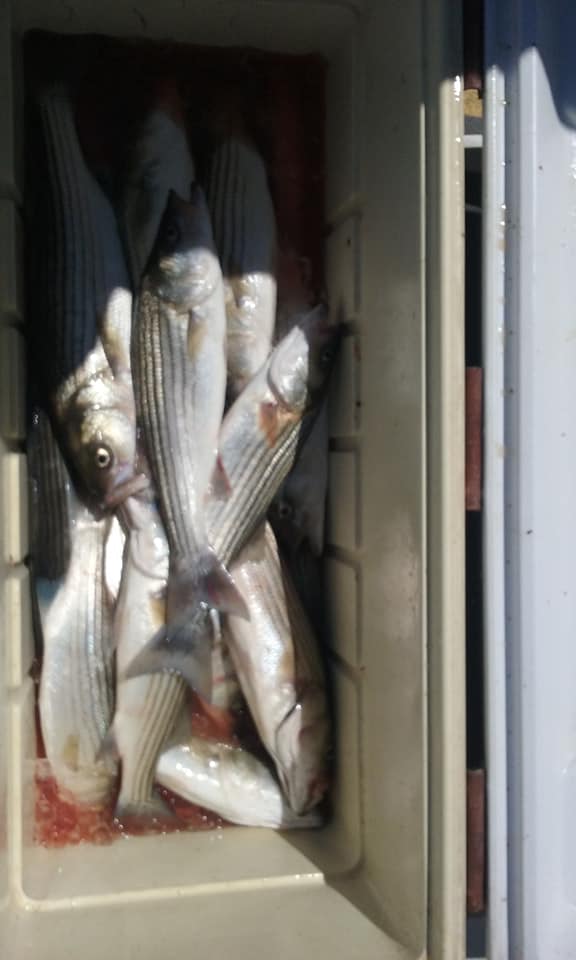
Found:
199,550 -> 249,620
279,804 -> 325,830
121,611 -> 213,700
96,725 -> 120,766
168,554 -> 249,623
114,791 -> 178,827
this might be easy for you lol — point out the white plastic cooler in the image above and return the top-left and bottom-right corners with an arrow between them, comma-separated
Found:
0,1 -> 466,957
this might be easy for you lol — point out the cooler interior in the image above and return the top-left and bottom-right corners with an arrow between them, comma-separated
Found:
0,0 -> 464,957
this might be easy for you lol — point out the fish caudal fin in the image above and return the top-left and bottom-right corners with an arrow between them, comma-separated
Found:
279,804 -> 324,831
200,552 -> 249,619
122,615 -> 213,700
96,726 -> 120,765
114,792 -> 178,827
168,555 -> 249,622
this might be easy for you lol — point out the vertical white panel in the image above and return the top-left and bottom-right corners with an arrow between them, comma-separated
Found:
483,4 -> 509,957
502,2 -> 576,955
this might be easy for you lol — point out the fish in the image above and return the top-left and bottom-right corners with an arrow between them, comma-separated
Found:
31,85 -> 145,512
209,610 -> 244,712
156,734 -> 322,830
206,304 -> 342,569
35,417 -> 116,807
269,399 -> 329,634
205,137 -> 277,401
127,304 -> 340,689
128,303 -> 340,689
271,399 -> 329,558
28,407 -> 72,581
111,493 -> 188,820
121,78 -> 196,286
104,514 -> 126,606
224,523 -> 330,815
131,186 -> 246,690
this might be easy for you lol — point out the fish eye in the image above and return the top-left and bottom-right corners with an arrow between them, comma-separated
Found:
94,446 -> 113,470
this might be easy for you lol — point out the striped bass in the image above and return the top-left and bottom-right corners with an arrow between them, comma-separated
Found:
156,735 -> 322,829
34,414 -> 116,807
111,493 -> 188,821
225,523 -> 330,815
28,407 -> 72,581
271,399 -> 329,558
206,304 -> 341,568
32,85 -> 145,511
127,304 -> 340,688
270,400 -> 329,634
206,137 -> 277,400
131,186 -> 246,689
121,79 -> 195,286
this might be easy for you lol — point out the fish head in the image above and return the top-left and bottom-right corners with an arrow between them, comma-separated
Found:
275,686 -> 331,815
66,379 -> 147,509
269,305 -> 341,413
147,185 -> 221,308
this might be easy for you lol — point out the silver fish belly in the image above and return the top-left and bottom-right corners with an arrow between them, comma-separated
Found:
206,138 -> 277,400
37,493 -> 116,808
224,523 -> 330,815
156,735 -> 321,830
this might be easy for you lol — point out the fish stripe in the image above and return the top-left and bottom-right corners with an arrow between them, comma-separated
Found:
209,421 -> 299,563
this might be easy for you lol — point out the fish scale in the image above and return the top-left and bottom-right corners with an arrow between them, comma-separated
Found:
137,292 -> 193,555
209,424 -> 300,564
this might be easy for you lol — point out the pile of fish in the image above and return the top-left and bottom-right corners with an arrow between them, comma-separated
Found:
28,80 -> 339,832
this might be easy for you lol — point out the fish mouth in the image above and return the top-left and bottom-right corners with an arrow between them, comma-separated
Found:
103,471 -> 151,510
